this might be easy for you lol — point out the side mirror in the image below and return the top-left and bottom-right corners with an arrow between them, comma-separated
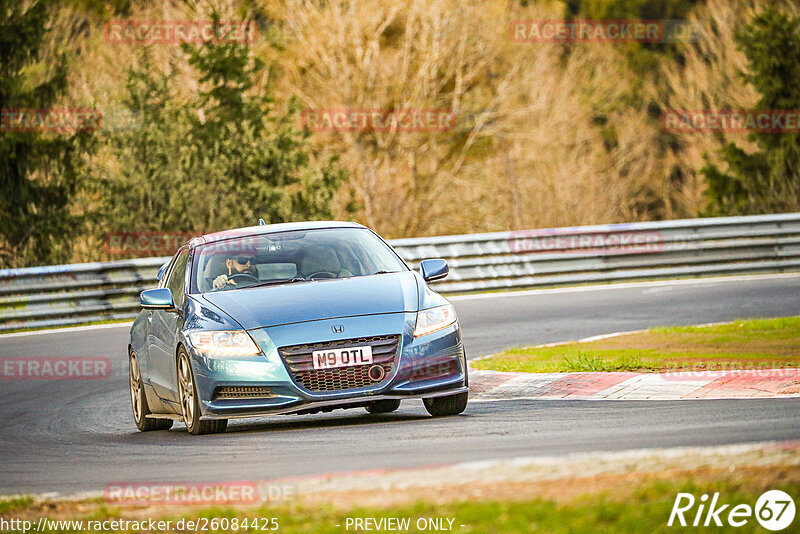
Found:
420,259 -> 449,282
156,261 -> 170,281
140,288 -> 176,310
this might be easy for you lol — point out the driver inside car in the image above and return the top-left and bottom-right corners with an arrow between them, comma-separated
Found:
212,254 -> 257,290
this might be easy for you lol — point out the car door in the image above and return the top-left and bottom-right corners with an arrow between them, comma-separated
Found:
140,256 -> 177,386
149,247 -> 189,403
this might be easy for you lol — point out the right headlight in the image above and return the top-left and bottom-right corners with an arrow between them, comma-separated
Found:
188,330 -> 261,357
413,304 -> 457,337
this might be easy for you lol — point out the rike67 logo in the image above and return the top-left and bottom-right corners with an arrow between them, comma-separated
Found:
669,490 -> 795,531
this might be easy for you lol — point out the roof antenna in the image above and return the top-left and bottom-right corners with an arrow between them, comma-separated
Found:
258,218 -> 266,226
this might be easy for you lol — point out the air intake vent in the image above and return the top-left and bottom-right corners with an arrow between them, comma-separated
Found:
215,386 -> 275,399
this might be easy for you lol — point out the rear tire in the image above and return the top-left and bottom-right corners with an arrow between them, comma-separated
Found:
423,391 -> 468,417
177,348 -> 227,435
129,350 -> 173,432
365,399 -> 401,414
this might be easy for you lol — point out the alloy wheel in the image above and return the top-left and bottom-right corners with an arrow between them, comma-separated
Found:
129,353 -> 142,423
178,353 -> 194,428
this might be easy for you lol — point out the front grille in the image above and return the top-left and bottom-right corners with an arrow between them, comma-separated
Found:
278,335 -> 401,392
215,386 -> 275,399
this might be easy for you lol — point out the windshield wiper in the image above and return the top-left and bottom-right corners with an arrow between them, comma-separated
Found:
245,277 -> 308,289
373,270 -> 399,275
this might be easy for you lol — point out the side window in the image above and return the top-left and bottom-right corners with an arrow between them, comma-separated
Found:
165,248 -> 189,306
158,257 -> 177,289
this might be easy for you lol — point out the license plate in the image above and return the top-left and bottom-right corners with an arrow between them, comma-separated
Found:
312,345 -> 373,370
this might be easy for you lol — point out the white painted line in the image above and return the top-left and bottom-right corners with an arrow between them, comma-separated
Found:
472,316 -> 771,366
448,272 -> 800,301
472,322 -> 734,359
0,321 -> 133,339
470,330 -> 651,359
4,273 -> 798,339
576,330 -> 647,343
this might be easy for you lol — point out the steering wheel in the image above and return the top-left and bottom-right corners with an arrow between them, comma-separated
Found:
227,273 -> 260,286
306,271 -> 337,279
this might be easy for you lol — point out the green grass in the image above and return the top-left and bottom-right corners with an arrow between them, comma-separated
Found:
652,316 -> 800,337
3,475 -> 798,533
472,316 -> 800,373
0,496 -> 33,515
560,353 -> 654,372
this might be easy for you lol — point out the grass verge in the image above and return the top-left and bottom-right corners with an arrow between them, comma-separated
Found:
471,316 -> 800,373
1,466 -> 797,533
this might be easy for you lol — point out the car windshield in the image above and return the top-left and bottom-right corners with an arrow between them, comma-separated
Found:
191,227 -> 409,293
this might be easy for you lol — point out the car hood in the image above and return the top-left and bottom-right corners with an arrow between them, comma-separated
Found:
199,271 -> 420,330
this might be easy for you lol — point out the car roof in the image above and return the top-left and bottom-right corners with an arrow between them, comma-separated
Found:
189,220 -> 367,247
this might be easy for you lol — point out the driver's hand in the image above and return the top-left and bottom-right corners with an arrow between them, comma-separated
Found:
212,274 -> 235,290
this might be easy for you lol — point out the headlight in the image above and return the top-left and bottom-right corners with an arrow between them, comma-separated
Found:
188,330 -> 261,357
414,304 -> 457,337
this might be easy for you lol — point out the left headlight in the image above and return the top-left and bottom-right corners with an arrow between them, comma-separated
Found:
414,304 -> 457,337
188,330 -> 261,357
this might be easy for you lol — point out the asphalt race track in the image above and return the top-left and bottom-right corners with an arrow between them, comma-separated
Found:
1,274 -> 800,495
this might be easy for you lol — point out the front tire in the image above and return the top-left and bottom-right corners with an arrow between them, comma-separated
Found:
177,348 -> 227,435
365,399 -> 401,414
129,350 -> 172,432
423,391 -> 468,417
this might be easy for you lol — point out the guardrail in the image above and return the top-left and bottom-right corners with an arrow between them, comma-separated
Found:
1,213 -> 799,331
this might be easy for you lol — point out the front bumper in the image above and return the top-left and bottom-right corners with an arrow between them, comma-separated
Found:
188,312 -> 467,420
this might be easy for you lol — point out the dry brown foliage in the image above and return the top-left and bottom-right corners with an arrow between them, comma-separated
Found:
43,0 -> 781,252
263,0 -> 679,236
